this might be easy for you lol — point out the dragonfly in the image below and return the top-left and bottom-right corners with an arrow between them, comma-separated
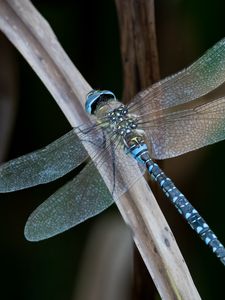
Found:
1,39 -> 225,266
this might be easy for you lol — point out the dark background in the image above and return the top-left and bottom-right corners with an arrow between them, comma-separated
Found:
0,0 -> 225,299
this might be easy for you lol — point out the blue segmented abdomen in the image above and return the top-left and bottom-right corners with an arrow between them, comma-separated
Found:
128,142 -> 225,265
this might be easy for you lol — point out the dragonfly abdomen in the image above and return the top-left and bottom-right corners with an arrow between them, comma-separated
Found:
129,144 -> 225,265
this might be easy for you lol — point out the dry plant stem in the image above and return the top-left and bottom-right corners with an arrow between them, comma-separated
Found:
115,1 -> 161,298
115,0 -> 160,102
0,1 -> 201,299
0,34 -> 18,161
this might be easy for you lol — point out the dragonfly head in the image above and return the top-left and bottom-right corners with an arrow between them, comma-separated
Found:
85,90 -> 116,114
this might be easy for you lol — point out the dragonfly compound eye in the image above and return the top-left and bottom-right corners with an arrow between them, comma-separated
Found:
85,90 -> 116,114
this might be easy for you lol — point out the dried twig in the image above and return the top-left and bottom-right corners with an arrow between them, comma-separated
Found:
115,0 -> 160,102
0,1 -> 201,299
0,33 -> 18,161
115,1 -> 161,297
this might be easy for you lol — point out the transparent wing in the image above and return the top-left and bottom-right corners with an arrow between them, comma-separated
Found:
141,96 -> 225,159
0,130 -> 89,192
129,38 -> 225,115
24,162 -> 114,241
78,126 -> 145,198
24,131 -> 145,241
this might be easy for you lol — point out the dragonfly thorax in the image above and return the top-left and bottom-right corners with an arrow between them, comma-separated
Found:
106,105 -> 137,135
96,102 -> 140,142
89,90 -> 145,150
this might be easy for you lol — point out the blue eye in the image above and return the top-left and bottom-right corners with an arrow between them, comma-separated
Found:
85,90 -> 116,114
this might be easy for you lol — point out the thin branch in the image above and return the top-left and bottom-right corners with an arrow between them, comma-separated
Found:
115,1 -> 161,298
0,33 -> 18,161
0,1 -> 201,299
115,0 -> 160,102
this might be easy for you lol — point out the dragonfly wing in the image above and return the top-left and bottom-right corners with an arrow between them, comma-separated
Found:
24,162 -> 114,241
129,38 -> 225,115
0,129 -> 89,192
98,144 -> 145,197
24,131 -> 145,241
84,134 -> 145,198
144,96 -> 225,159
76,125 -> 145,198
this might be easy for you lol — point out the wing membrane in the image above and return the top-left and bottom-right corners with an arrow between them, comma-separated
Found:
143,96 -> 225,159
24,162 -> 114,241
24,129 -> 145,241
0,129 -> 88,192
129,38 -> 225,115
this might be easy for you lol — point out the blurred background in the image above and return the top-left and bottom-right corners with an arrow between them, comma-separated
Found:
0,0 -> 225,299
